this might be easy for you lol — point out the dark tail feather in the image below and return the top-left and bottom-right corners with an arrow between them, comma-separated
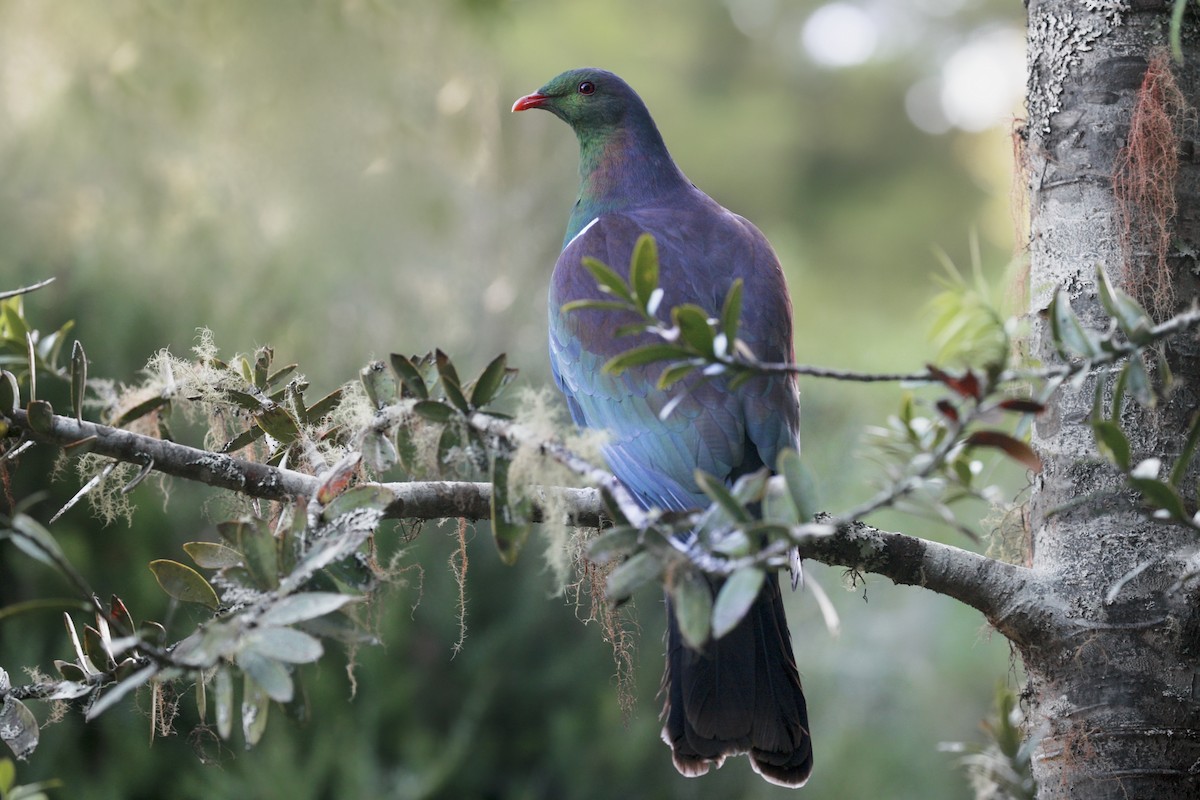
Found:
660,572 -> 812,787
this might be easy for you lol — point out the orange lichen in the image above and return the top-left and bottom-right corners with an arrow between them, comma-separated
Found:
1113,52 -> 1189,320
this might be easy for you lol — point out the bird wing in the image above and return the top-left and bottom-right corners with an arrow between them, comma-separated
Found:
548,200 -> 799,512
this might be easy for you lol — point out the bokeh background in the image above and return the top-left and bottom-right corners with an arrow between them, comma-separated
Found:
0,1 -> 1029,798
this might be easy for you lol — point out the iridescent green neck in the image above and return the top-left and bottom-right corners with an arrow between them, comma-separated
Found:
562,120 -> 689,247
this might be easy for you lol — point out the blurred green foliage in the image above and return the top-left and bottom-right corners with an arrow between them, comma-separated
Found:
0,1 -> 1024,797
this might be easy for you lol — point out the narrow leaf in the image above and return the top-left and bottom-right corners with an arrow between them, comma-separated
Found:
1169,411 -> 1200,488
720,279 -> 743,348
241,671 -> 271,747
389,353 -> 429,400
470,353 -> 512,408
412,400 -> 455,423
0,370 -> 17,414
1129,477 -> 1189,521
85,665 -> 157,721
435,351 -> 470,413
490,455 -> 531,565
580,257 -> 634,303
215,665 -> 233,740
604,344 -> 691,375
1096,264 -> 1153,344
965,431 -> 1042,472
1091,420 -> 1131,472
711,568 -> 765,640
70,340 -> 86,423
998,398 -> 1045,414
1048,291 -> 1099,359
630,233 -> 660,308
672,570 -> 713,649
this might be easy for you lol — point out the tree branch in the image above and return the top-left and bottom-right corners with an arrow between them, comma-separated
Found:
3,406 -> 1036,629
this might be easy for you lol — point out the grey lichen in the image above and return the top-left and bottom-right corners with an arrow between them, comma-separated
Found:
1027,0 -> 1129,135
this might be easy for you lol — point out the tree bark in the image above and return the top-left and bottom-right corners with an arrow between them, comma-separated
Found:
1024,2 -> 1200,796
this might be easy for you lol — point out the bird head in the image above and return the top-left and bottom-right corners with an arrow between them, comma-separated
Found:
511,68 -> 641,133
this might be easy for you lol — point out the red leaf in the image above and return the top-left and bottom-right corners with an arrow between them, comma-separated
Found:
926,365 -> 982,400
966,430 -> 1042,472
998,398 -> 1046,414
935,399 -> 959,422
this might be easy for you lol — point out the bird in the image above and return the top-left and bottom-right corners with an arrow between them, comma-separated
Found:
512,68 -> 812,787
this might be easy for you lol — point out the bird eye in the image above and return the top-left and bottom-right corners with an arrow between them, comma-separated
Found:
578,81 -> 596,95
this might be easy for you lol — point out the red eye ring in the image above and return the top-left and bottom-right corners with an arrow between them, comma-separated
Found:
578,81 -> 596,95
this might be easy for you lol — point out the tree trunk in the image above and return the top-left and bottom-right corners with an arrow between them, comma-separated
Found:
1023,1 -> 1200,797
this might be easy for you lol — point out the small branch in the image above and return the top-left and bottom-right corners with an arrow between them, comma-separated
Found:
3,407 -> 607,527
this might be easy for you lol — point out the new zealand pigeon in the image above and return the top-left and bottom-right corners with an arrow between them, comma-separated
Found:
513,68 -> 812,788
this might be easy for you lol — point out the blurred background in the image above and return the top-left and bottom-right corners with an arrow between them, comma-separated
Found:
0,0 -> 1028,797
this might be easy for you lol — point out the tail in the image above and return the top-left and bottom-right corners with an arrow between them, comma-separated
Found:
660,571 -> 812,787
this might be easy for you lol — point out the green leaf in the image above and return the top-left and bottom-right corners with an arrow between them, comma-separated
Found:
629,233 -> 659,308
238,650 -> 293,704
0,755 -> 14,792
762,475 -> 800,525
265,363 -> 298,390
85,665 -> 157,721
304,387 -> 344,423
1129,477 -> 1189,521
183,541 -> 244,570
413,399 -> 455,423
673,305 -> 715,357
25,399 -> 53,435
435,350 -> 470,413
389,353 -> 429,400
0,697 -> 39,760
561,299 -> 635,314
711,568 -> 765,640
148,560 -> 220,609
604,344 -> 691,375
730,468 -> 769,506
70,340 -> 86,423
112,394 -> 168,426
671,570 -> 713,649
361,430 -> 398,473
320,484 -> 394,523
605,550 -> 663,603
241,670 -> 271,747
657,361 -> 698,390
5,514 -> 67,573
586,526 -> 641,565
964,431 -> 1042,472
1048,291 -> 1099,359
1123,357 -> 1154,408
1096,265 -> 1153,344
255,406 -> 300,444
244,627 -> 323,664
1170,411 -> 1200,488
0,370 -> 17,414
719,279 -> 744,351
1091,420 -> 1131,472
580,257 -> 634,303
470,353 -> 515,408
259,593 -> 357,626
359,360 -> 397,409
695,470 -> 751,523
214,665 -> 234,740
490,455 -> 531,565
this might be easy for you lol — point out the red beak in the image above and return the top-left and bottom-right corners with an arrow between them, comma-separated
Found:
512,92 -> 549,112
